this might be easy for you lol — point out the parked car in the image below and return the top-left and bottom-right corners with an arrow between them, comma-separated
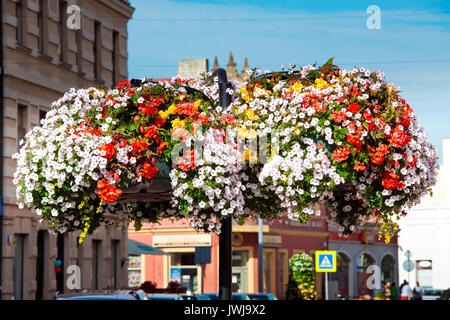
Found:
146,293 -> 184,300
53,291 -> 140,300
203,293 -> 250,300
423,289 -> 443,300
439,289 -> 450,300
247,293 -> 277,300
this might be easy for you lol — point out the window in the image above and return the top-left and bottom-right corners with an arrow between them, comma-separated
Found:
56,233 -> 65,294
58,0 -> 68,62
111,240 -> 119,289
35,231 -> 46,300
16,0 -> 24,43
91,240 -> 101,290
330,253 -> 350,297
94,21 -> 102,79
416,260 -> 432,289
263,251 -> 273,293
232,250 -> 249,293
39,109 -> 47,124
17,104 -> 27,149
13,234 -> 26,300
356,253 -> 375,296
112,30 -> 120,87
128,256 -> 142,288
277,251 -> 288,299
76,30 -> 83,73
169,252 -> 198,293
381,255 -> 396,284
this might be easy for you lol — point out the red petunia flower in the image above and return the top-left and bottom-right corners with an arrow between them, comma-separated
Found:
389,126 -> 411,148
381,170 -> 405,190
346,134 -> 362,150
347,103 -> 360,113
138,103 -> 159,116
116,80 -> 130,89
130,139 -> 149,155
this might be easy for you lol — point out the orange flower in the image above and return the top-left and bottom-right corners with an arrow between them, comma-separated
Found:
130,139 -> 149,155
332,111 -> 347,123
97,179 -> 122,203
346,134 -> 362,150
347,103 -> 360,113
98,144 -> 117,160
381,170 -> 405,190
156,141 -> 169,154
389,126 -> 411,148
332,146 -> 352,162
354,161 -> 367,171
138,162 -> 159,179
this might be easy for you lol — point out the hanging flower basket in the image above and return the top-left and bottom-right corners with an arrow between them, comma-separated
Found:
13,59 -> 439,242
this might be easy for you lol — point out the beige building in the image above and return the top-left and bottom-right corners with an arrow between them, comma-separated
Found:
1,0 -> 134,299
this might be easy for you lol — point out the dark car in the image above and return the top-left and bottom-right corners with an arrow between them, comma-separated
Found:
203,293 -> 250,300
247,293 -> 277,300
54,291 -> 140,300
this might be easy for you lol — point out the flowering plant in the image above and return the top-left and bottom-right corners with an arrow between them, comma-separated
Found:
13,77 -> 228,239
287,253 -> 318,300
232,59 -> 439,236
13,59 -> 439,241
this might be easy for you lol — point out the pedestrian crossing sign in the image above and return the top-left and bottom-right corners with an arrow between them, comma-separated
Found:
315,251 -> 337,272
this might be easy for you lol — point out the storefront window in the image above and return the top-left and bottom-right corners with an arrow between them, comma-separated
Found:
128,256 -> 142,288
232,250 -> 249,293
170,252 -> 198,293
357,253 -> 375,296
330,253 -> 349,297
381,255 -> 395,285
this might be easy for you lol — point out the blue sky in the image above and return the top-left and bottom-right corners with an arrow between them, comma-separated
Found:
127,0 -> 450,161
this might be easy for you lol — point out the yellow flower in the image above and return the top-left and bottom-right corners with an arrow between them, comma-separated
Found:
245,108 -> 256,120
292,82 -> 303,94
168,104 -> 177,115
254,87 -> 271,96
240,87 -> 251,103
171,118 -> 186,129
159,111 -> 169,119
194,100 -> 202,109
314,78 -> 328,90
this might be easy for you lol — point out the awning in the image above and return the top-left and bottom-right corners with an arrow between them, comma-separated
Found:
128,239 -> 171,256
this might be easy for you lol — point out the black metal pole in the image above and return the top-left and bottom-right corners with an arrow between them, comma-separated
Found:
214,68 -> 232,300
0,0 -> 4,300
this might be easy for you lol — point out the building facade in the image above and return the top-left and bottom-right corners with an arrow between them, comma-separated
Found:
1,0 -> 134,299
328,221 -> 399,299
128,214 -> 330,300
398,139 -> 450,290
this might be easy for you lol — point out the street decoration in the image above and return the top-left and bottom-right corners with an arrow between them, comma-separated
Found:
13,59 -> 439,242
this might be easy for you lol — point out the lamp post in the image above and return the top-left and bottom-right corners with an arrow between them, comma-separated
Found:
214,68 -> 233,300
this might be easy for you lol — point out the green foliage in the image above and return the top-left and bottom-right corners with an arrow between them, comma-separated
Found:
286,253 -> 318,300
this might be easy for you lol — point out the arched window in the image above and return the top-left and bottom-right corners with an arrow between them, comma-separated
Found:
381,255 -> 395,285
356,253 -> 375,296
330,253 -> 350,297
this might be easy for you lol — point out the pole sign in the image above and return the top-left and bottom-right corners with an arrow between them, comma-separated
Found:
315,251 -> 337,272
